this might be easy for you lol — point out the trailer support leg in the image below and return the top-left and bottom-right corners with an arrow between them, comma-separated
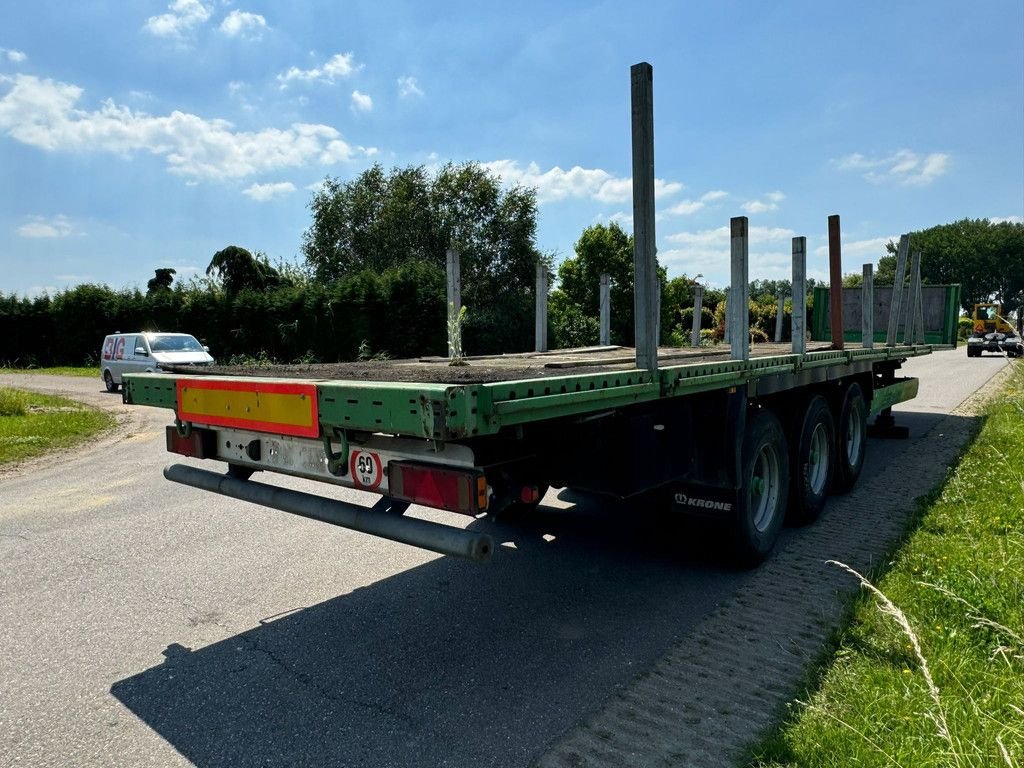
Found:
868,408 -> 909,439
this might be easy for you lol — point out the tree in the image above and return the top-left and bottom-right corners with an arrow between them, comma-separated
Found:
301,162 -> 546,352
147,268 -> 176,295
552,222 -> 636,345
878,219 -> 1024,312
207,246 -> 281,296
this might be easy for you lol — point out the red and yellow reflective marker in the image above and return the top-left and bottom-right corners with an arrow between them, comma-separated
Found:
176,379 -> 319,438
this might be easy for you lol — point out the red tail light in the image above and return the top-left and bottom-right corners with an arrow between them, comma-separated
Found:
388,462 -> 488,516
166,425 -> 216,459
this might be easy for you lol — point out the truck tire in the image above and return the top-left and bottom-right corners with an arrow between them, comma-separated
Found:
787,395 -> 834,525
833,382 -> 867,493
732,409 -> 789,565
103,370 -> 118,393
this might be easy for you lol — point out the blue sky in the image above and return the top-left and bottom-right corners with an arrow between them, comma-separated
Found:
1,0 -> 1022,297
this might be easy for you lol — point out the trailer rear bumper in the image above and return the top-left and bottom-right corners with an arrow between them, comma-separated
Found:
163,463 -> 493,562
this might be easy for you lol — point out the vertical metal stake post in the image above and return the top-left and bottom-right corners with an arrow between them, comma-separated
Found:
828,214 -> 844,350
599,274 -> 611,346
862,263 -> 874,349
535,264 -> 549,352
730,217 -> 750,361
774,293 -> 785,343
691,284 -> 704,347
446,249 -> 461,359
791,237 -> 807,354
886,235 -> 909,346
630,62 -> 658,372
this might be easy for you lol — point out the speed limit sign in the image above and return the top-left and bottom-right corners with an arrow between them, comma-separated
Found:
349,450 -> 383,489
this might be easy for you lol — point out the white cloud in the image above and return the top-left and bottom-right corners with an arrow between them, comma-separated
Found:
398,76 -> 424,99
667,200 -> 705,216
143,0 -> 212,38
350,90 -> 373,112
660,225 -> 804,284
991,216 -> 1023,225
742,191 -> 785,214
277,53 -> 358,87
812,236 -> 895,263
482,159 -> 682,205
220,10 -> 267,40
0,74 -> 377,180
667,189 -> 729,216
17,214 -> 77,238
3,48 -> 27,63
242,181 -> 296,201
835,149 -> 950,186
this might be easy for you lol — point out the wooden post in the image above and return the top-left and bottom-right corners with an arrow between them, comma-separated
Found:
691,284 -> 704,347
792,237 -> 807,354
774,293 -> 785,343
599,273 -> 611,346
446,249 -> 461,359
862,263 -> 874,348
729,217 -> 750,361
886,235 -> 909,346
631,62 -> 658,372
828,214 -> 844,350
535,263 -> 549,352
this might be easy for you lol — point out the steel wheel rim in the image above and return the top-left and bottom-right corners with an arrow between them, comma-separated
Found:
845,403 -> 863,464
750,443 -> 781,532
807,423 -> 829,495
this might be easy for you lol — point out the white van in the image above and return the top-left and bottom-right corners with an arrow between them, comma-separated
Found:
101,332 -> 215,392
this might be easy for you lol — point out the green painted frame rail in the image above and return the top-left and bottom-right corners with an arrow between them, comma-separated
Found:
124,344 -> 933,441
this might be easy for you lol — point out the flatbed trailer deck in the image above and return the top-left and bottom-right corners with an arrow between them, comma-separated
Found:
124,341 -> 932,565
121,62 -> 952,568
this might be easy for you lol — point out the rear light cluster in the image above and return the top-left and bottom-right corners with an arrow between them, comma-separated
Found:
166,425 -> 216,459
388,462 -> 488,516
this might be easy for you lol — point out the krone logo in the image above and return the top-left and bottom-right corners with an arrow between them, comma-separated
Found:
674,492 -> 732,511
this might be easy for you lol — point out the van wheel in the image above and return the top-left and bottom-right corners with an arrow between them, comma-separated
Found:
787,395 -> 834,525
833,382 -> 867,493
732,409 -> 789,566
103,371 -> 118,393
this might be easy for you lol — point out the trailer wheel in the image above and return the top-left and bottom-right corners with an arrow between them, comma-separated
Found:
833,382 -> 867,493
732,409 -> 789,565
103,370 -> 118,393
787,395 -> 834,525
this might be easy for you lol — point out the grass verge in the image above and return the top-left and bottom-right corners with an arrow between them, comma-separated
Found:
748,362 -> 1024,768
1,366 -> 99,378
0,387 -> 115,465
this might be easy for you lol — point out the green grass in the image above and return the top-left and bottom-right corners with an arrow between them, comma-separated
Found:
1,366 -> 99,378
0,387 -> 115,464
748,362 -> 1024,768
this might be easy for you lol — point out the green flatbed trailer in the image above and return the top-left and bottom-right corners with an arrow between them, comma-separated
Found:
124,340 -> 931,565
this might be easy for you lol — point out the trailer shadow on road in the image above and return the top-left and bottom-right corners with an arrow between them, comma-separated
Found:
109,409 -> 976,768
110,496 -> 750,768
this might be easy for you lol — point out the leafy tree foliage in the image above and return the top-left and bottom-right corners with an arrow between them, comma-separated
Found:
302,162 -> 545,352
147,268 -> 176,295
878,219 -> 1024,312
207,245 -> 281,296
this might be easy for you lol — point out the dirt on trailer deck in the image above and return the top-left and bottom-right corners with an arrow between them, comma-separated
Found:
165,343 -> 834,385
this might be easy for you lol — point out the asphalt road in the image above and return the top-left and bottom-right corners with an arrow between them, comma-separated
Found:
0,349 -> 1011,768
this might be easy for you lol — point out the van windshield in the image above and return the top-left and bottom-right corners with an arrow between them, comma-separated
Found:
149,335 -> 204,352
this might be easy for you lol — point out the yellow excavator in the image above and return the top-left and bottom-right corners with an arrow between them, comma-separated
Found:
966,303 -> 1022,358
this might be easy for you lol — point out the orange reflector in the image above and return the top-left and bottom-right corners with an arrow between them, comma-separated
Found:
176,378 -> 319,438
388,462 -> 487,516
